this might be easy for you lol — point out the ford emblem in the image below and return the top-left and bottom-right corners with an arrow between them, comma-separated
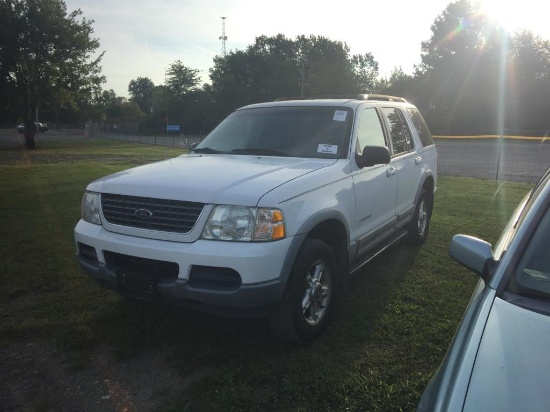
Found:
135,208 -> 153,219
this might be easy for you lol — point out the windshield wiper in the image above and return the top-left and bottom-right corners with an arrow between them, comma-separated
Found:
231,148 -> 288,157
192,147 -> 225,154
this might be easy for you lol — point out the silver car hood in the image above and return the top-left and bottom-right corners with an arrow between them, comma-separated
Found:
464,297 -> 550,411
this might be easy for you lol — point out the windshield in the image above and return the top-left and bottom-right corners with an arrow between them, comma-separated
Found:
194,106 -> 353,159
506,204 -> 550,302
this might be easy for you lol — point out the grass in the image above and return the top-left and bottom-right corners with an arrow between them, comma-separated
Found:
0,138 -> 532,411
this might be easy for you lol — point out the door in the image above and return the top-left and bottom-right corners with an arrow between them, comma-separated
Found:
351,106 -> 397,258
380,107 -> 421,226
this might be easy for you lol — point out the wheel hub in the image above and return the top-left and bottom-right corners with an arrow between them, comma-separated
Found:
301,260 -> 332,326
310,281 -> 324,302
418,199 -> 427,236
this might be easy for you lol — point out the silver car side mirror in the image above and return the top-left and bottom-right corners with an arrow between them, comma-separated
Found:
449,235 -> 496,282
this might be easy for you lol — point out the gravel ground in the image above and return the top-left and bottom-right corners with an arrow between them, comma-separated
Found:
0,340 -> 216,411
0,342 -> 201,412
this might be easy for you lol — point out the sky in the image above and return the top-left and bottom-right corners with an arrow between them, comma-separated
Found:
64,0 -> 549,98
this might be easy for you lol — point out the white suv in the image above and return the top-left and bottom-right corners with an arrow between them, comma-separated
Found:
74,95 -> 437,342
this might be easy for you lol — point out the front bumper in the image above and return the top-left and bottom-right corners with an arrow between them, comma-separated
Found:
74,220 -> 302,316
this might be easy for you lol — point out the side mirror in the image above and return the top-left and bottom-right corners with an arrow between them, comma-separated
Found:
356,145 -> 391,168
449,235 -> 497,282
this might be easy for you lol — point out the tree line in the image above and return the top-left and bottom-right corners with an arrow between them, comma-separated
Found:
2,0 -> 550,149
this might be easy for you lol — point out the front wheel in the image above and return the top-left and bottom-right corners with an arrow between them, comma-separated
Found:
269,238 -> 337,343
406,188 -> 432,245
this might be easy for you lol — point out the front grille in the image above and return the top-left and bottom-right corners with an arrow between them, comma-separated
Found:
101,193 -> 204,233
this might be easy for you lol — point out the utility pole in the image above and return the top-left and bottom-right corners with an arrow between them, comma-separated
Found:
301,61 -> 305,98
219,17 -> 227,56
165,68 -> 168,135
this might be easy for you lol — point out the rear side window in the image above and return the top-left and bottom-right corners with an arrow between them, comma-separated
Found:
381,107 -> 413,156
407,108 -> 434,147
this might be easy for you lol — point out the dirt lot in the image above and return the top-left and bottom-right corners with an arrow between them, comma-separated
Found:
0,340 -> 207,411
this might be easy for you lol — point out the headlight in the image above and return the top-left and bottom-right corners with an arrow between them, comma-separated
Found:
81,191 -> 101,225
202,206 -> 285,241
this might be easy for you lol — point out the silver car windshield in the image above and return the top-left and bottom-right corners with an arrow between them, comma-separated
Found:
194,106 -> 353,159
507,204 -> 550,301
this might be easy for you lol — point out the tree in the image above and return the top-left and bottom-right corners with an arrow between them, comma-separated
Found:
208,34 -> 300,119
416,0 -> 509,134
351,52 -> 380,93
128,77 -> 154,114
506,31 -> 550,134
208,34 -> 380,122
0,0 -> 104,148
297,35 -> 363,96
165,60 -> 201,101
379,67 -> 423,102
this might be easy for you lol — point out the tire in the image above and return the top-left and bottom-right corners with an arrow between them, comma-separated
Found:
406,188 -> 432,245
269,238 -> 337,343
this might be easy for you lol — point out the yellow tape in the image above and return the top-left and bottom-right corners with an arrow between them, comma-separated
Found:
433,135 -> 548,141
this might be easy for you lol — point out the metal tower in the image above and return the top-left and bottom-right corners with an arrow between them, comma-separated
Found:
219,17 -> 227,56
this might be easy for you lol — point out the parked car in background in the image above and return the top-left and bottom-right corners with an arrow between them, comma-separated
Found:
16,122 -> 48,133
418,166 -> 550,411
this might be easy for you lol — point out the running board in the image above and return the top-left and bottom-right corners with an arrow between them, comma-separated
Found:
349,230 -> 408,275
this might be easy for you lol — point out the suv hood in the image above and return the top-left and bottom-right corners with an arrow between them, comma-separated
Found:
87,154 -> 336,206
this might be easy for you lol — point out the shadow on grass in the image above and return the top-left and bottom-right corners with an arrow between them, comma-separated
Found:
81,240 -> 421,358
334,240 -> 423,339
66,240 -> 425,411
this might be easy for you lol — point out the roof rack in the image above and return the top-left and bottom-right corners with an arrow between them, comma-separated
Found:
357,94 -> 407,103
274,94 -> 407,103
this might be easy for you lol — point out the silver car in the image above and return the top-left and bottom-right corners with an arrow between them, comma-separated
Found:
418,167 -> 550,412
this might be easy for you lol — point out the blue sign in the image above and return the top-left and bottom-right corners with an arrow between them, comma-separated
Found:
167,125 -> 181,132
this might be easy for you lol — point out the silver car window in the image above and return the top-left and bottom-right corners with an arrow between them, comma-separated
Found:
507,205 -> 550,300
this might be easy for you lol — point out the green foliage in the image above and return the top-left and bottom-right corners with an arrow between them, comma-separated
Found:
405,0 -> 550,136
128,77 -> 155,114
3,0 -> 550,138
506,31 -> 550,133
166,60 -> 201,101
209,34 -> 381,122
379,67 -> 421,102
0,0 -> 104,130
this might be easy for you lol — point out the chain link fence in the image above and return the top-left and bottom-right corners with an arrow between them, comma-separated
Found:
4,123 -> 548,183
79,124 -> 550,183
83,122 -> 205,149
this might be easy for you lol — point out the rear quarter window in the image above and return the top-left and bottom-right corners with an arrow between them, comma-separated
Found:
407,108 -> 434,147
381,107 -> 413,156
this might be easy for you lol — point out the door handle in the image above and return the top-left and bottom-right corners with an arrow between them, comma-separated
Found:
415,156 -> 422,165
386,167 -> 396,177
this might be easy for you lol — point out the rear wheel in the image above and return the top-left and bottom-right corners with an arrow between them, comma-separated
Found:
269,238 -> 337,343
406,188 -> 432,245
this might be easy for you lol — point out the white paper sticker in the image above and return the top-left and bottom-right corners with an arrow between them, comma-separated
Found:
333,110 -> 347,122
318,144 -> 338,154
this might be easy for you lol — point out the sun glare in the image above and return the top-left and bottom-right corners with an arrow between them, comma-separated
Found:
477,0 -> 547,36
